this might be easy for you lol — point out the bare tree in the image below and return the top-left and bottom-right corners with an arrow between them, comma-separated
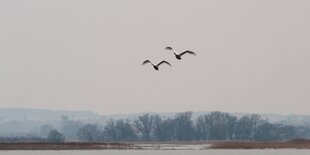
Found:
134,113 -> 154,140
174,112 -> 194,141
235,114 -> 264,140
47,129 -> 65,143
103,119 -> 117,141
77,124 -> 101,142
153,115 -> 175,141
114,119 -> 137,141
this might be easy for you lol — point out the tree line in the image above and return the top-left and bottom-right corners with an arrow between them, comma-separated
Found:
5,111 -> 309,143
74,111 -> 309,142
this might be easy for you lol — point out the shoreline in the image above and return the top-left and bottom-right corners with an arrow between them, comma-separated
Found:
0,142 -> 133,150
1,140 -> 310,150
210,139 -> 310,149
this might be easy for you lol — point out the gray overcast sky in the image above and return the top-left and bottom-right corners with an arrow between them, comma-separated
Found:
0,0 -> 309,115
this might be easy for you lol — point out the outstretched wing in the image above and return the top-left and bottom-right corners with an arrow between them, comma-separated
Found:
165,46 -> 173,50
179,50 -> 196,57
142,60 -> 153,65
157,61 -> 172,67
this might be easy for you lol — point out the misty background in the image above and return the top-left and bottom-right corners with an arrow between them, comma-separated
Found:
1,108 -> 310,142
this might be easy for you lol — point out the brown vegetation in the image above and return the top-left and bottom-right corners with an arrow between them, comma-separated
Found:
210,139 -> 310,149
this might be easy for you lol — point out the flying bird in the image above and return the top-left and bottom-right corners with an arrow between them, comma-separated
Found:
165,46 -> 196,60
142,60 -> 171,70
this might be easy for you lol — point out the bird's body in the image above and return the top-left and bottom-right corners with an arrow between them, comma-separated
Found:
142,60 -> 171,70
174,53 -> 182,60
165,47 -> 196,60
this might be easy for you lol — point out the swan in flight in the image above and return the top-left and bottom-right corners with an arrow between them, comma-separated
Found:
165,47 -> 196,60
142,60 -> 171,70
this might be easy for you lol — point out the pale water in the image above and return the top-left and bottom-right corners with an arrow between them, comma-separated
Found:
1,150 -> 310,155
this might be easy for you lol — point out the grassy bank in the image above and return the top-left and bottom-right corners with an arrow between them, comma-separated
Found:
210,139 -> 310,149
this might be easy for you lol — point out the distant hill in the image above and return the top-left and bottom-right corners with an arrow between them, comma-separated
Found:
1,108 -> 310,125
0,108 -> 102,122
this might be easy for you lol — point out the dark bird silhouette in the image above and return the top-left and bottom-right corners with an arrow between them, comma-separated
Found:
165,46 -> 196,60
142,60 -> 171,70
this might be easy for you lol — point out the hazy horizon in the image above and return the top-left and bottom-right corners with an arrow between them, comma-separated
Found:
1,0 -> 310,115
2,105 -> 310,116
